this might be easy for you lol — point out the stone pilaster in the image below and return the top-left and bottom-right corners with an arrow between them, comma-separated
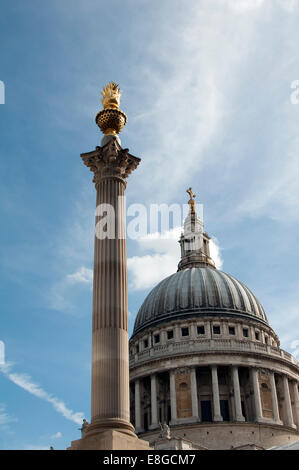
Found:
232,366 -> 245,422
211,366 -> 223,422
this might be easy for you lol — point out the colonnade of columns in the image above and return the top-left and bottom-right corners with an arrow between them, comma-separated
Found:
132,366 -> 299,433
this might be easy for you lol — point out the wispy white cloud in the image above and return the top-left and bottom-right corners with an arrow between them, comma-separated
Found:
128,228 -> 223,291
210,237 -> 223,270
50,431 -> 62,439
67,267 -> 93,284
0,403 -> 17,430
0,364 -> 84,425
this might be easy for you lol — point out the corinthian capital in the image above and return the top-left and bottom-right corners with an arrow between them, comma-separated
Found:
81,137 -> 140,186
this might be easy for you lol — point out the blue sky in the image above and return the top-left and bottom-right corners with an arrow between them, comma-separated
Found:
0,0 -> 299,450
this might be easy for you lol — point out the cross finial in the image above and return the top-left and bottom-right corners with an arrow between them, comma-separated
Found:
186,187 -> 196,213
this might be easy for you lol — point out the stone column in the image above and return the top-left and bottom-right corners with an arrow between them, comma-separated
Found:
292,381 -> 299,429
282,375 -> 295,428
190,367 -> 199,420
211,366 -> 223,421
81,138 -> 141,437
169,370 -> 177,424
269,372 -> 282,424
149,374 -> 159,429
250,368 -> 263,422
134,379 -> 143,433
232,366 -> 245,422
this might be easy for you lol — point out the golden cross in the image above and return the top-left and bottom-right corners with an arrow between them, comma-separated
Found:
186,187 -> 196,213
186,187 -> 196,200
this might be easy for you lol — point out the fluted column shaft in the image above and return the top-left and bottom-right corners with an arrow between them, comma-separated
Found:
150,374 -> 159,429
190,367 -> 199,420
134,379 -> 142,433
250,368 -> 263,422
90,176 -> 133,433
269,372 -> 281,424
232,366 -> 245,422
283,375 -> 295,428
211,366 -> 223,421
292,381 -> 299,429
80,139 -> 141,438
170,370 -> 177,424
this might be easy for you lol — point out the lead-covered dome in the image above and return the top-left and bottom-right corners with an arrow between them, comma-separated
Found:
132,267 -> 268,336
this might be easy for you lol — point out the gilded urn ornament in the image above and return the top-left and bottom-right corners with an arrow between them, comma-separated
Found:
95,82 -> 127,136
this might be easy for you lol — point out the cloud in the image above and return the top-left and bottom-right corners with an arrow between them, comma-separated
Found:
0,403 -> 17,430
226,0 -> 265,12
210,237 -> 223,270
0,364 -> 84,425
51,431 -> 62,439
67,267 -> 93,284
128,227 -> 223,291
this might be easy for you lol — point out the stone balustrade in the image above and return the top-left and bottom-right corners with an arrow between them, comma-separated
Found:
130,337 -> 299,368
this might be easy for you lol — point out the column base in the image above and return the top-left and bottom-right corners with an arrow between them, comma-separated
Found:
67,429 -> 152,450
235,416 -> 246,422
86,418 -> 136,438
213,416 -> 223,422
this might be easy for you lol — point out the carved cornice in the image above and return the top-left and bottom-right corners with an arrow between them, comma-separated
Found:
81,137 -> 140,187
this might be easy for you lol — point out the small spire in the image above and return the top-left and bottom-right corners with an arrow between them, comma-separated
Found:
178,188 -> 215,271
186,187 -> 196,213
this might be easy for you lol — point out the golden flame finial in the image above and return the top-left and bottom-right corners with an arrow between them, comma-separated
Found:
95,82 -> 127,138
187,187 -> 196,213
101,82 -> 121,110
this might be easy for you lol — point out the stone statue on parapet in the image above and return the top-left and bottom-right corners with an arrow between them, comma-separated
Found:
159,422 -> 171,439
79,418 -> 89,438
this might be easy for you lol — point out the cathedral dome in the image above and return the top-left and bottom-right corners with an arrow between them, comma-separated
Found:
132,267 -> 268,336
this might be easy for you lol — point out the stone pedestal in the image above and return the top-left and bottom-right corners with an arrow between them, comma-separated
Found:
68,430 -> 151,450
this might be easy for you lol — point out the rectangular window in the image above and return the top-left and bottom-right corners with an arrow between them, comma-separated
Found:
154,334 -> 160,344
136,344 -> 139,353
255,332 -> 260,341
181,327 -> 189,337
213,325 -> 220,335
243,328 -> 249,338
229,326 -> 235,335
167,330 -> 174,340
197,325 -> 205,335
144,339 -> 148,348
